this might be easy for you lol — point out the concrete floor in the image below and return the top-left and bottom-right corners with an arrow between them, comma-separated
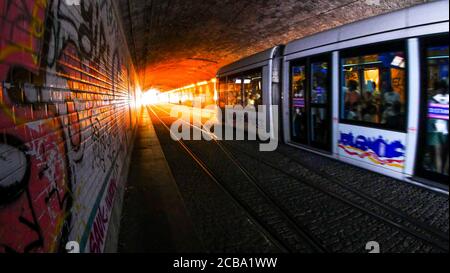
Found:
118,110 -> 203,252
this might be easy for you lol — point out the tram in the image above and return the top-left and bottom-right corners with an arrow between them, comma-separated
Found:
216,0 -> 449,189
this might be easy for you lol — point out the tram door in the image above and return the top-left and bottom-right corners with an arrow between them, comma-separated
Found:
290,55 -> 331,151
416,36 -> 449,184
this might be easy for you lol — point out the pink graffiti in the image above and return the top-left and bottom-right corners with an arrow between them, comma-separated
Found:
89,179 -> 117,253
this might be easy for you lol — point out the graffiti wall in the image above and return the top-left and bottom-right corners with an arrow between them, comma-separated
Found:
0,0 -> 140,252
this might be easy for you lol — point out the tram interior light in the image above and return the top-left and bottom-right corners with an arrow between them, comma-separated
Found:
391,56 -> 405,68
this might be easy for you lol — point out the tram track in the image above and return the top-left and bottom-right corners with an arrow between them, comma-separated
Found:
275,144 -> 449,240
221,140 -> 449,252
150,104 -> 447,252
148,105 -> 327,253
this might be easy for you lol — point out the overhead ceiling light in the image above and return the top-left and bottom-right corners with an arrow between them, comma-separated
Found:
391,56 -> 405,68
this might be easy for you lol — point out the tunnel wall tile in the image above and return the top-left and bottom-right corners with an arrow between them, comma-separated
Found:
0,0 -> 141,253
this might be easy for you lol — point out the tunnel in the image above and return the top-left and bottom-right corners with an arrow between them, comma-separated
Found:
0,0 -> 449,260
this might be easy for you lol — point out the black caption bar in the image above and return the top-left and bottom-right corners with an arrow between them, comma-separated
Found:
0,253 -> 447,272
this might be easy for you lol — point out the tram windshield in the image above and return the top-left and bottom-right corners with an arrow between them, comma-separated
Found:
217,69 -> 263,108
242,72 -> 263,107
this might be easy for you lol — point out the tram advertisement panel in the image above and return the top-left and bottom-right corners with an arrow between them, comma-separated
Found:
337,124 -> 407,172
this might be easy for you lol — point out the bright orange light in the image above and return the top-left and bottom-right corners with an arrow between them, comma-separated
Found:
159,92 -> 170,103
197,81 -> 208,86
164,78 -> 219,104
140,88 -> 160,105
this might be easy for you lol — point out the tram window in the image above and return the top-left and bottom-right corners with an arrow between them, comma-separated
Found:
242,70 -> 262,107
310,60 -> 330,149
340,45 -> 406,130
227,76 -> 242,106
422,44 -> 449,176
291,64 -> 307,142
311,61 -> 328,104
218,77 -> 227,107
204,84 -> 213,106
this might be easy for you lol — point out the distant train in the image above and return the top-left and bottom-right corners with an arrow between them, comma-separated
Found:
164,79 -> 217,107
215,0 -> 449,191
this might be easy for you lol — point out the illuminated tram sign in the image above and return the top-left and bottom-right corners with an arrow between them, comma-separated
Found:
428,103 -> 449,120
338,132 -> 405,169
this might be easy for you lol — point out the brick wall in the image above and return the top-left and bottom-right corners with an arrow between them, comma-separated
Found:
0,0 -> 141,253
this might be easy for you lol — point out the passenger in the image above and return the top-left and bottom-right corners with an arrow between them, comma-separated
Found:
365,80 -> 377,94
312,81 -> 326,103
363,90 -> 372,101
345,80 -> 360,107
385,101 -> 404,129
255,93 -> 262,106
384,88 -> 400,106
362,91 -> 377,122
427,80 -> 449,175
292,107 -> 302,138
346,102 -> 359,120
369,81 -> 379,96
382,82 -> 401,124
345,80 -> 361,120
296,81 -> 305,98
363,103 -> 377,123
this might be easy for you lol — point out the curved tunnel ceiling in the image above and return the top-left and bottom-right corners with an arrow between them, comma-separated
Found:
118,0 -> 428,91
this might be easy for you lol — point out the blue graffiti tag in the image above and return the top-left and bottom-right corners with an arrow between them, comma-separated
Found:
339,132 -> 405,158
